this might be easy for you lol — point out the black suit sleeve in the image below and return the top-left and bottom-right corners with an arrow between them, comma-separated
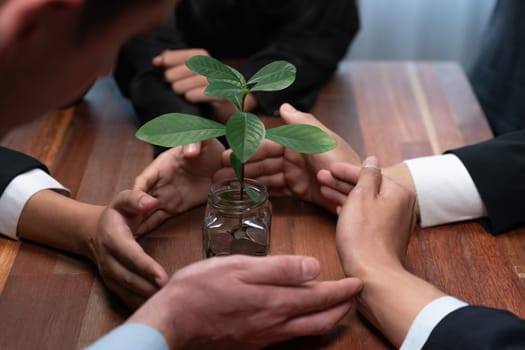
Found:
423,305 -> 525,349
0,147 -> 48,195
114,0 -> 359,122
447,129 -> 525,234
236,1 -> 360,115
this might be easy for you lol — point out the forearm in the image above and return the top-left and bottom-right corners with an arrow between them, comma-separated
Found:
17,189 -> 101,260
355,265 -> 446,348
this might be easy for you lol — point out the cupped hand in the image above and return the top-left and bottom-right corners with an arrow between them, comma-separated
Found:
133,138 -> 225,234
89,190 -> 169,308
335,156 -> 419,278
128,254 -> 363,349
215,103 -> 361,213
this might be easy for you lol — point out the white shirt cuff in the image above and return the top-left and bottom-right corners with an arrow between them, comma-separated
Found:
0,169 -> 69,239
400,296 -> 468,350
85,323 -> 169,350
404,154 -> 487,228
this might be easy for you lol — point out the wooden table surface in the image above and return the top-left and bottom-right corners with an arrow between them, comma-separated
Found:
1,61 -> 524,350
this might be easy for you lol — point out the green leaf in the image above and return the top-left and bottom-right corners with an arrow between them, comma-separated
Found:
248,61 -> 296,92
230,152 -> 243,184
205,81 -> 244,111
226,112 -> 265,163
245,186 -> 260,203
136,113 -> 226,147
186,55 -> 245,87
265,124 -> 336,154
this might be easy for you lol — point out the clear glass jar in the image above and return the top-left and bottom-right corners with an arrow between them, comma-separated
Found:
203,178 -> 272,258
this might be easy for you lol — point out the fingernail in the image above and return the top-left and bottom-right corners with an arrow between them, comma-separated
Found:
302,257 -> 320,279
282,103 -> 297,113
139,194 -> 156,209
155,276 -> 166,288
362,156 -> 379,169
185,143 -> 197,153
152,56 -> 161,65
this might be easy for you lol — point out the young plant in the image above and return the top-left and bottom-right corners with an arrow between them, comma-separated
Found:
136,56 -> 336,201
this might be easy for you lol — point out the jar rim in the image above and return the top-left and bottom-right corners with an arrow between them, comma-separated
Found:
208,178 -> 269,212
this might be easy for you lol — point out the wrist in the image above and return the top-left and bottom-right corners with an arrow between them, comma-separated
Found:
382,163 -> 421,222
354,265 -> 446,347
127,285 -> 190,349
82,205 -> 105,262
338,245 -> 405,281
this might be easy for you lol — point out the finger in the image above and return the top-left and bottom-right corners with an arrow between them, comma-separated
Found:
160,48 -> 209,66
354,156 -> 382,196
242,157 -> 283,179
152,55 -> 163,67
106,228 -> 169,288
248,140 -> 285,162
172,75 -> 209,95
328,162 -> 362,185
317,169 -> 354,194
136,210 -> 173,235
270,277 -> 362,318
279,103 -> 330,133
184,86 -> 215,103
164,64 -> 194,83
236,255 -> 321,285
134,165 -> 162,193
253,173 -> 287,190
278,301 -> 352,338
104,221 -> 168,286
319,185 -> 349,208
104,278 -> 148,309
213,166 -> 236,180
183,142 -> 201,157
111,190 -> 158,215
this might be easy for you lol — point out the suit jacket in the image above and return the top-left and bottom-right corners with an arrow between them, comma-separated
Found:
423,305 -> 525,349
114,0 -> 359,123
447,129 -> 525,234
469,0 -> 525,135
0,147 -> 48,195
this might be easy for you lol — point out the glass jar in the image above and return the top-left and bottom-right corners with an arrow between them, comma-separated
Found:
203,178 -> 272,258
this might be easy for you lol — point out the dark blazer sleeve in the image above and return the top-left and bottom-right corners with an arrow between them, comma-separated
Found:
0,147 -> 48,195
113,23 -> 202,126
237,0 -> 360,115
114,0 -> 360,122
423,305 -> 525,349
446,129 -> 525,234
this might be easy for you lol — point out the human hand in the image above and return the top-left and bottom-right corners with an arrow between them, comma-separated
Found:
317,161 -> 361,214
318,161 -> 421,218
335,156 -> 418,278
335,157 -> 448,348
215,103 -> 361,213
90,190 -> 169,308
153,48 -> 215,104
128,255 -> 363,349
133,138 -> 225,234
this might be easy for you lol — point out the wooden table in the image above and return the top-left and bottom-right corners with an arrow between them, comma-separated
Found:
1,62 -> 524,349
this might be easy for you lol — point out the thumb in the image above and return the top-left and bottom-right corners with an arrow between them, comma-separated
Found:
280,103 -> 315,125
183,142 -> 202,157
355,156 -> 382,196
280,103 -> 331,133
111,190 -> 158,215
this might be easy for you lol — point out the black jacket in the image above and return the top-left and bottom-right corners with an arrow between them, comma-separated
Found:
448,129 -> 525,234
114,0 -> 359,123
424,306 -> 525,349
0,147 -> 48,195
